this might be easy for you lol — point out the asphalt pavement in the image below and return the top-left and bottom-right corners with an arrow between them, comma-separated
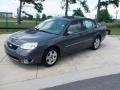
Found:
43,73 -> 120,90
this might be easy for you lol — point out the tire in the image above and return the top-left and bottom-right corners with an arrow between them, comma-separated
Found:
92,37 -> 101,50
42,47 -> 59,67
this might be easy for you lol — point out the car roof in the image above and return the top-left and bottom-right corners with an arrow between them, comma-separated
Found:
51,16 -> 93,21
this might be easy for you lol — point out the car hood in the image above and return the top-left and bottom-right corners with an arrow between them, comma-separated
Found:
9,29 -> 58,44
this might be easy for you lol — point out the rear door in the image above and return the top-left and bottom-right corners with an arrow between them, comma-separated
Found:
80,19 -> 97,48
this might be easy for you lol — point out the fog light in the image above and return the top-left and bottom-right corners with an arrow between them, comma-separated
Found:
23,59 -> 29,64
22,59 -> 34,64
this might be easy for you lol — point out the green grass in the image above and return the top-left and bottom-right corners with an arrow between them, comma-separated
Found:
0,21 -> 120,35
106,21 -> 120,35
106,21 -> 120,28
0,21 -> 40,34
0,21 -> 37,27
109,28 -> 120,35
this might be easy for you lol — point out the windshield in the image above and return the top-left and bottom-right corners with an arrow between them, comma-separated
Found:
35,19 -> 68,34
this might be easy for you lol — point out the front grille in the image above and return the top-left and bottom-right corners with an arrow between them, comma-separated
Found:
7,42 -> 18,50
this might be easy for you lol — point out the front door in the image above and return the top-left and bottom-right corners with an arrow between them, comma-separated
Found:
62,20 -> 83,53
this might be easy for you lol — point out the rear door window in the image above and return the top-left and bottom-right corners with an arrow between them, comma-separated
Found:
83,20 -> 95,30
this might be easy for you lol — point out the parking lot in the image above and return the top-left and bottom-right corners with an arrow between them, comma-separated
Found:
0,34 -> 120,90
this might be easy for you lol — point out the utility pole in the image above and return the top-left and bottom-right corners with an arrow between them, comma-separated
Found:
116,9 -> 119,20
6,13 -> 8,32
97,0 -> 101,21
17,0 -> 22,24
65,0 -> 69,16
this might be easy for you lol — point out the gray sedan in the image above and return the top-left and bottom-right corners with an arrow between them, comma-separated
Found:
4,16 -> 106,66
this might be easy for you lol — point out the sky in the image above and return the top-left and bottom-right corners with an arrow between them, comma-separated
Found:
0,0 -> 120,19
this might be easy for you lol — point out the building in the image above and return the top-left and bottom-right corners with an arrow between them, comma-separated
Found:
0,12 -> 13,18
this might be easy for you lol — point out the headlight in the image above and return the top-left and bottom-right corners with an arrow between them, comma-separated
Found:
20,42 -> 38,50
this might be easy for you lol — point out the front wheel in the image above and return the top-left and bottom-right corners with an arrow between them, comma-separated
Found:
42,48 -> 59,67
92,37 -> 101,50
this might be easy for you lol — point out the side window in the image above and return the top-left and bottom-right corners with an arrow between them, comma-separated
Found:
67,21 -> 81,34
83,20 -> 95,30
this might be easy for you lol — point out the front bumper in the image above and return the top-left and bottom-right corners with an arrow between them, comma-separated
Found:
4,41 -> 43,64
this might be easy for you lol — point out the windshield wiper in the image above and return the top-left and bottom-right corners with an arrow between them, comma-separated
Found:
40,30 -> 50,33
34,28 -> 57,35
40,30 -> 56,34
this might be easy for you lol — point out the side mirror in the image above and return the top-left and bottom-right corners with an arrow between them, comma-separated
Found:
95,25 -> 98,28
67,31 -> 73,35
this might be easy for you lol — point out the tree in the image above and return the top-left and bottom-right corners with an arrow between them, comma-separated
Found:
61,0 -> 75,16
47,16 -> 52,19
41,14 -> 47,21
115,9 -> 119,19
97,0 -> 119,21
73,8 -> 84,17
61,0 -> 89,16
20,0 -> 45,13
36,14 -> 41,21
17,0 -> 45,24
100,0 -> 119,9
97,0 -> 101,21
21,16 -> 28,20
22,11 -> 33,20
99,9 -> 112,22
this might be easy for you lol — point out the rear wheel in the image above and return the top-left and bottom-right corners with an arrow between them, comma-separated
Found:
42,47 -> 59,67
92,37 -> 101,50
